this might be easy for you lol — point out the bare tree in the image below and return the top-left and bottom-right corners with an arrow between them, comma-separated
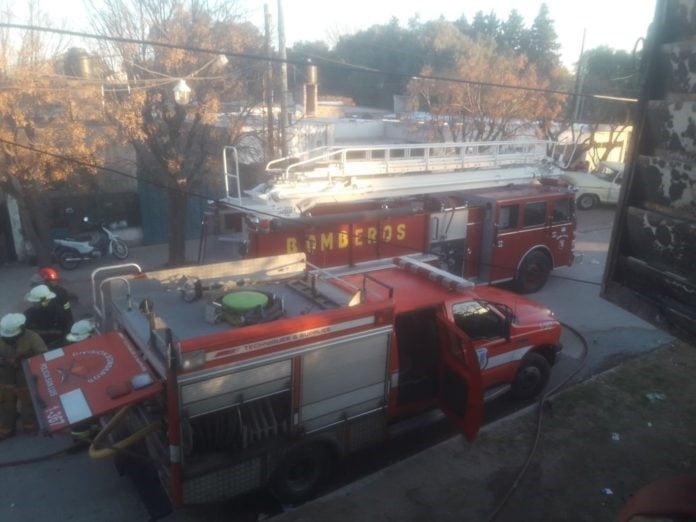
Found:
0,2 -> 104,264
89,0 -> 264,265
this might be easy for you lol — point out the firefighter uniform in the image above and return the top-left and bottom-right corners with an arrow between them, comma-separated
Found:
0,314 -> 47,437
24,284 -> 71,347
34,267 -> 74,327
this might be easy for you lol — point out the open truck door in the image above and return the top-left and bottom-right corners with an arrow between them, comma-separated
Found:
21,332 -> 162,433
436,315 -> 484,441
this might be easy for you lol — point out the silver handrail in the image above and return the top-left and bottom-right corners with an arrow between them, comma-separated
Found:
90,263 -> 142,322
223,146 -> 241,203
273,140 -> 557,181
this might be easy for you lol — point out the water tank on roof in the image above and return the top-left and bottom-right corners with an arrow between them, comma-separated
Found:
65,48 -> 92,78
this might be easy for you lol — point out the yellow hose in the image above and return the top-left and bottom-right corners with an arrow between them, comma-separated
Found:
88,404 -> 161,459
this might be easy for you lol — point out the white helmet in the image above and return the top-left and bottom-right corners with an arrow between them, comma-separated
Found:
0,313 -> 26,338
66,319 -> 96,342
26,284 -> 57,303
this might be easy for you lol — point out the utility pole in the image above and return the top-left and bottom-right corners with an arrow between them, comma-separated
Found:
277,0 -> 289,157
572,28 -> 587,124
264,3 -> 275,159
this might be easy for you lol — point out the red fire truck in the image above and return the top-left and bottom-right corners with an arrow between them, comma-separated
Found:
210,182 -> 575,294
24,254 -> 561,508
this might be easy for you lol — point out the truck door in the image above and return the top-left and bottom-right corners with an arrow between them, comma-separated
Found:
22,332 -> 162,433
435,315 -> 484,441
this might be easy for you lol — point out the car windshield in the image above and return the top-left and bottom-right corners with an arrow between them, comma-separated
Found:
591,164 -> 622,183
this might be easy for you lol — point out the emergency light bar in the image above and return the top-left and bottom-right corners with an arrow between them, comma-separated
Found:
393,257 -> 475,293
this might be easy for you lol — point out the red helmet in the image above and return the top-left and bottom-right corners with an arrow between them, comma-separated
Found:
38,267 -> 59,282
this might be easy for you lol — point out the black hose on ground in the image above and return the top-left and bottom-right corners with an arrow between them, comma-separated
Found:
486,322 -> 590,522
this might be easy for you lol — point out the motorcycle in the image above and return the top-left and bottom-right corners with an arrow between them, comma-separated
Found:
52,219 -> 129,270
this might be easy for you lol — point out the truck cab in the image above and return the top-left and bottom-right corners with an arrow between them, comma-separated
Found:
22,254 -> 561,508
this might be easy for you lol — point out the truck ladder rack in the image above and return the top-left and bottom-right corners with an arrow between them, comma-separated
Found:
222,140 -> 572,216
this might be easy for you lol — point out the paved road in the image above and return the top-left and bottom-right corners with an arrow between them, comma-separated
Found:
0,208 -> 673,522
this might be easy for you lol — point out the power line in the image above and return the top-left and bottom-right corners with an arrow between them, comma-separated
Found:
0,23 -> 638,102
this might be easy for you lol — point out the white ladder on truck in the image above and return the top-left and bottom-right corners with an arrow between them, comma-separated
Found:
222,140 -> 570,218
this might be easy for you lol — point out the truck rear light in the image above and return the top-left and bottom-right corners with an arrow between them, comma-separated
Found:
180,349 -> 207,371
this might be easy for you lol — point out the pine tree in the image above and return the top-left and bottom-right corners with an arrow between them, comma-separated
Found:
527,3 -> 561,76
500,9 -> 528,55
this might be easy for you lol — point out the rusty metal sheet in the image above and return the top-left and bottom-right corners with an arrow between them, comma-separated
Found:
634,156 -> 696,219
647,101 -> 696,161
625,206 -> 696,279
663,41 -> 696,94
664,0 -> 696,43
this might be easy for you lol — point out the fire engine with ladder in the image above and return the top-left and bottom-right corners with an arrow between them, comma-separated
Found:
23,253 -> 562,508
206,140 -> 576,293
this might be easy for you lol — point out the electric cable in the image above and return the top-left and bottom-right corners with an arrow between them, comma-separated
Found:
0,23 -> 639,102
486,321 -> 590,521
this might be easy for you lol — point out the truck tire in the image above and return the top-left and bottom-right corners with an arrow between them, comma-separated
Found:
271,442 -> 333,504
577,193 -> 598,210
58,247 -> 81,270
514,250 -> 551,294
510,352 -> 550,400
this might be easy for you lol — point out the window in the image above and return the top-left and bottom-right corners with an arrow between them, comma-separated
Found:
452,301 -> 504,340
524,202 -> 547,227
552,199 -> 572,223
498,205 -> 519,230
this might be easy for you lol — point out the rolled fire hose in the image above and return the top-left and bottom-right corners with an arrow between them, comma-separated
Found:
88,404 -> 161,459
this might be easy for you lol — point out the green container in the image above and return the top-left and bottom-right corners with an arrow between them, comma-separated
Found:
221,291 -> 269,313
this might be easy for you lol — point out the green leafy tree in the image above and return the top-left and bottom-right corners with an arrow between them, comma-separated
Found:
329,18 -> 426,108
527,3 -> 561,77
500,9 -> 528,55
579,46 -> 638,123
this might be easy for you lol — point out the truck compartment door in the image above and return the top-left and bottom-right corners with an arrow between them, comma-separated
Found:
22,331 -> 162,433
435,315 -> 484,441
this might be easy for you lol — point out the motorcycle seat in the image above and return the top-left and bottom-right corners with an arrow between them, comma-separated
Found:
65,233 -> 97,243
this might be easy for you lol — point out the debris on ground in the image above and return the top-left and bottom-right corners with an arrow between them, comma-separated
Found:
645,392 -> 666,402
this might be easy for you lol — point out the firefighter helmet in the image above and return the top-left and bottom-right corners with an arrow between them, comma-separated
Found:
66,319 -> 96,342
26,284 -> 57,303
39,267 -> 59,282
0,313 -> 26,338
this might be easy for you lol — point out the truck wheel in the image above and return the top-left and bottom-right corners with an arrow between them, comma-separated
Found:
271,443 -> 333,504
515,251 -> 551,294
58,248 -> 81,270
510,353 -> 551,400
577,193 -> 598,210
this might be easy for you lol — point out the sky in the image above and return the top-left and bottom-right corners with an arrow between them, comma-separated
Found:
30,0 -> 657,70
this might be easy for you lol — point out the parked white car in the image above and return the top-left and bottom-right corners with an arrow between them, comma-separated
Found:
561,161 -> 625,210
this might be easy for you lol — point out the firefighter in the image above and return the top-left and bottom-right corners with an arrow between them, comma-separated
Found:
32,267 -> 74,326
66,318 -> 96,343
0,313 -> 47,439
65,319 -> 98,442
24,284 -> 72,347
